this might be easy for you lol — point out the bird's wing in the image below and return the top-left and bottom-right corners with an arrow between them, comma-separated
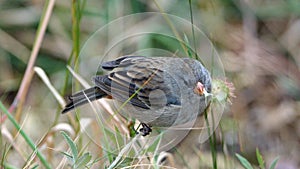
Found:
93,56 -> 181,109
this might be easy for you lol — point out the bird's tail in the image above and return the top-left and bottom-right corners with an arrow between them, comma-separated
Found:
62,86 -> 107,114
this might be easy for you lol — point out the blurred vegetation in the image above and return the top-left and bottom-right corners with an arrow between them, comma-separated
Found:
0,0 -> 300,168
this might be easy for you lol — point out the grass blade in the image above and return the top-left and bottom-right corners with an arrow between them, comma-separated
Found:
0,101 -> 51,169
269,157 -> 279,169
256,148 -> 265,169
235,153 -> 253,169
61,131 -> 78,162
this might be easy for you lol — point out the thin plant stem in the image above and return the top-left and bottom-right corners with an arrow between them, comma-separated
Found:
188,0 -> 199,60
204,108 -> 217,169
0,101 -> 51,169
153,0 -> 189,56
4,0 -> 56,123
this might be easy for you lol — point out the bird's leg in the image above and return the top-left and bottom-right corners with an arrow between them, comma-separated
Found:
139,123 -> 152,136
129,122 -> 152,136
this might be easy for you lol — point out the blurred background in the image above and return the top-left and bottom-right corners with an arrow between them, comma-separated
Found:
0,0 -> 299,168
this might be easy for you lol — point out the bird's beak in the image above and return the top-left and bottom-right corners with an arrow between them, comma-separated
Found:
194,82 -> 205,95
194,82 -> 211,98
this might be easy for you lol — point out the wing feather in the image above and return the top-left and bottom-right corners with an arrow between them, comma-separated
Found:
93,56 -> 181,109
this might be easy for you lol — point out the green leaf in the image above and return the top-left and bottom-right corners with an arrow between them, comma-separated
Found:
256,148 -> 265,169
75,152 -> 92,169
269,157 -> 279,169
235,153 -> 254,169
61,131 -> 78,162
60,151 -> 74,162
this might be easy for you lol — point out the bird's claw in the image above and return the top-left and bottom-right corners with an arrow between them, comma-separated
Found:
137,123 -> 152,136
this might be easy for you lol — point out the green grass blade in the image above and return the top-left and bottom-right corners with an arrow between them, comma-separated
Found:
269,157 -> 279,169
235,153 -> 253,169
61,131 -> 78,162
31,164 -> 39,169
204,109 -> 218,169
60,151 -> 73,160
188,0 -> 198,60
256,148 -> 265,169
75,152 -> 92,169
0,101 -> 51,169
2,163 -> 20,169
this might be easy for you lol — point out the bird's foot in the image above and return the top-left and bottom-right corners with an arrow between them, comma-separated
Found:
138,123 -> 152,136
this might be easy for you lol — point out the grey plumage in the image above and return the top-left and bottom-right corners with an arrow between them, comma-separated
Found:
62,56 -> 211,127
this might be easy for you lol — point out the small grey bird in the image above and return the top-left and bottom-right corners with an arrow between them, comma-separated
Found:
62,56 -> 212,136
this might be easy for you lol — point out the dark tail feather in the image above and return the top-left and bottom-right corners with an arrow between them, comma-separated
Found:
61,86 -> 107,114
